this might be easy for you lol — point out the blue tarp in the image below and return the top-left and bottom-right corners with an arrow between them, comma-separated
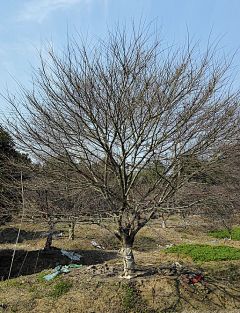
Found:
43,265 -> 70,281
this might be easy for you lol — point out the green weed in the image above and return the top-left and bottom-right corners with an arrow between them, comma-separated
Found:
121,283 -> 128,289
165,244 -> 240,263
28,285 -> 38,293
108,281 -> 118,286
6,280 -> 22,287
11,304 -> 18,312
209,228 -> 240,240
36,271 -> 51,283
139,234 -> 155,241
50,281 -> 73,298
121,284 -> 135,310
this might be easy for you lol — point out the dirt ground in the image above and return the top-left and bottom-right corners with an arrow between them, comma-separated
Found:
1,215 -> 240,312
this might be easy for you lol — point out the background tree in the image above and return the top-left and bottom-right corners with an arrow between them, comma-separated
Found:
24,156 -> 86,248
170,144 -> 240,233
200,145 -> 240,237
0,125 -> 31,224
3,23 -> 240,277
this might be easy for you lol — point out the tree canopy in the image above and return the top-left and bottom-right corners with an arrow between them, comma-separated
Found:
3,22 -> 240,276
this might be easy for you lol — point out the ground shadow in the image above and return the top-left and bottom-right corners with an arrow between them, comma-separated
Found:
0,247 -> 119,280
0,227 -> 65,244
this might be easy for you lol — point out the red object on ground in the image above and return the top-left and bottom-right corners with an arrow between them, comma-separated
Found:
180,272 -> 206,292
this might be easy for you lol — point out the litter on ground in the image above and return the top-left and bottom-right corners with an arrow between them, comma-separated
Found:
61,249 -> 82,260
42,232 -> 63,238
91,241 -> 105,249
158,265 -> 208,293
66,264 -> 83,268
43,264 -> 82,280
43,265 -> 70,281
180,271 -> 207,292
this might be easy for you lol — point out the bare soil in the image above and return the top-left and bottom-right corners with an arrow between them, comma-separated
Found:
1,216 -> 240,312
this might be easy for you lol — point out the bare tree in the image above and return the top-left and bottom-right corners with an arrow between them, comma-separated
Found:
3,22 -> 240,277
24,156 -> 86,248
203,195 -> 239,240
200,146 -> 240,238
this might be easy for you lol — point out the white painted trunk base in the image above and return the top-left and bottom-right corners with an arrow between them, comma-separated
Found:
120,247 -> 135,278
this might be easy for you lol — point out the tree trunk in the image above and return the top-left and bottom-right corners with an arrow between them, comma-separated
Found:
44,222 -> 54,250
69,221 -> 75,240
44,233 -> 52,250
162,219 -> 166,229
120,246 -> 135,277
119,232 -> 136,278
161,213 -> 168,229
181,213 -> 186,228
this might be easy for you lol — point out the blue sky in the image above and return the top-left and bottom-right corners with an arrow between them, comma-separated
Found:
1,0 -> 240,116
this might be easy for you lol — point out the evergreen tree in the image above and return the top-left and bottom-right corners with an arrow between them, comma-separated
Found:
0,126 -> 31,223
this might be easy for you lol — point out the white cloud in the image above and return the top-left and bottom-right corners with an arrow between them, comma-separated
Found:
18,0 -> 85,23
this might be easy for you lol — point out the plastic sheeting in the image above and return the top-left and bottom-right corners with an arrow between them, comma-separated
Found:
43,264 -> 82,280
61,249 -> 82,260
43,265 -> 70,281
66,264 -> 83,268
91,241 -> 105,249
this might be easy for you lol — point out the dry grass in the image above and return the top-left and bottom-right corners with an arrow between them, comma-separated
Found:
1,215 -> 240,312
